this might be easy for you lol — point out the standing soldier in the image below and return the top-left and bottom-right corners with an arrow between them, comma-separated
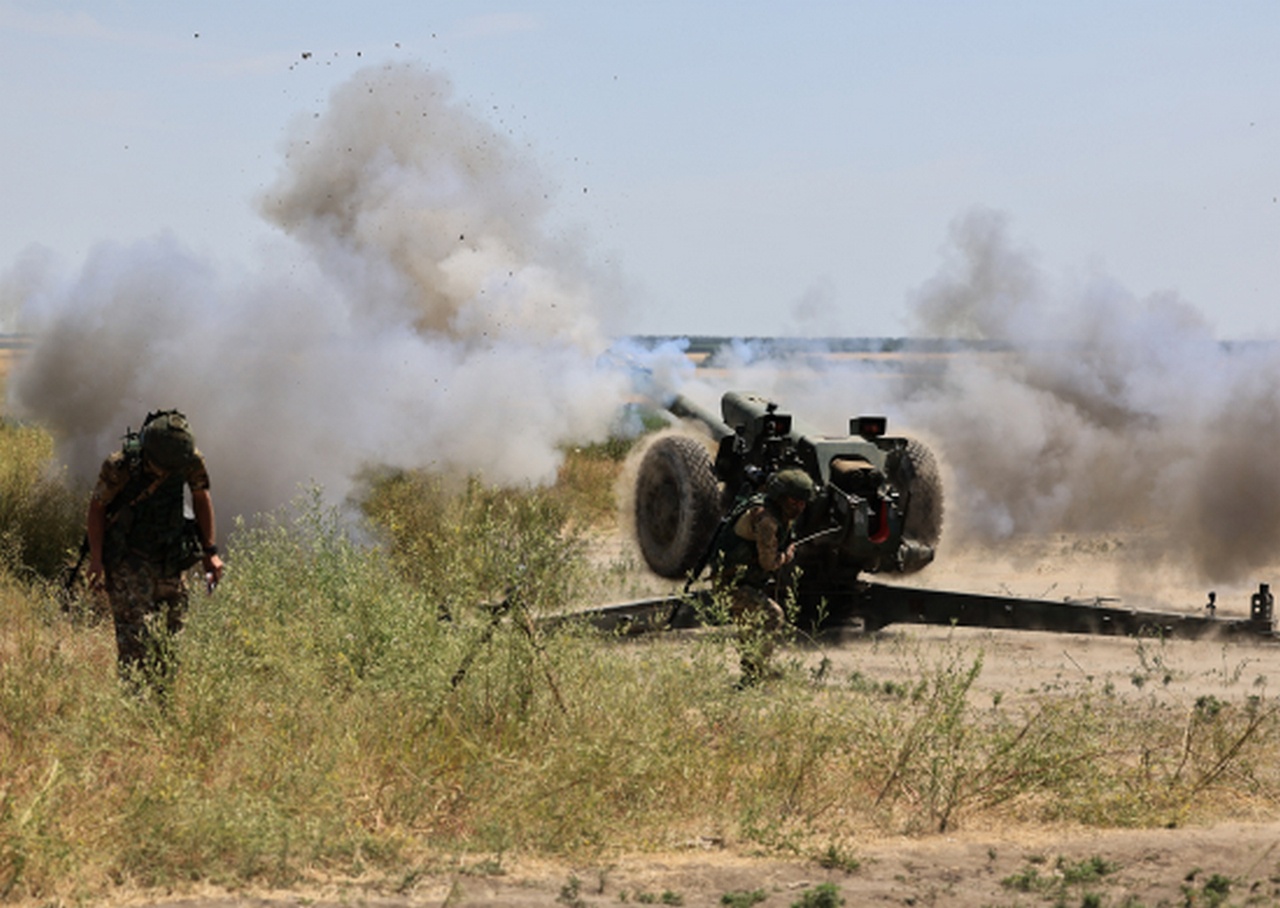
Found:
711,468 -> 815,686
85,410 -> 224,688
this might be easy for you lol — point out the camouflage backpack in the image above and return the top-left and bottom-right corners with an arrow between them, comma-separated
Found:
707,492 -> 795,590
103,410 -> 203,575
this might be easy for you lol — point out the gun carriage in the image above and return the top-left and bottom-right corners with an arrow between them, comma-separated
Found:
619,391 -> 1275,639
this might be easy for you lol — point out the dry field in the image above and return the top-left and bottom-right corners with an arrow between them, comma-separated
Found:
9,341 -> 1280,906
132,533 -> 1280,908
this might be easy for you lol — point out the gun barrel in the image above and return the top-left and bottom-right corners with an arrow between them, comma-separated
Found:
666,393 -> 733,441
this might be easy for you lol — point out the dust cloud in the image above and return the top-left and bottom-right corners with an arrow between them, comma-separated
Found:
899,208 -> 1280,585
4,63 -> 629,523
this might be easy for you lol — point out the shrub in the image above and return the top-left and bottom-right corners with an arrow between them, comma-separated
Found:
355,468 -> 586,609
0,418 -> 84,582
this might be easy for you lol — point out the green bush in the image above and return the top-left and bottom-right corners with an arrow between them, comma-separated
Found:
0,418 -> 85,582
792,882 -> 843,908
354,469 -> 589,616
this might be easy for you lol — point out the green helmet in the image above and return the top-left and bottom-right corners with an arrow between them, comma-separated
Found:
140,410 -> 196,471
766,468 -> 816,503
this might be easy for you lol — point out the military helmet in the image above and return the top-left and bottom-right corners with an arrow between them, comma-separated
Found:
140,410 -> 196,471
765,468 -> 816,503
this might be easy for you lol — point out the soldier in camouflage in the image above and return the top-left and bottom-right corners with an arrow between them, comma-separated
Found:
85,410 -> 224,686
710,467 -> 815,686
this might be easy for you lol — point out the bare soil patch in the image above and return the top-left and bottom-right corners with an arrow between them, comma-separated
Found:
126,821 -> 1280,907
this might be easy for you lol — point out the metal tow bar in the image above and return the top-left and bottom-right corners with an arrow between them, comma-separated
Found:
544,582 -> 1277,641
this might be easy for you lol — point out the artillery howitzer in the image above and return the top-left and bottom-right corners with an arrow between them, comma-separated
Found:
633,391 -> 943,627
619,390 -> 1277,640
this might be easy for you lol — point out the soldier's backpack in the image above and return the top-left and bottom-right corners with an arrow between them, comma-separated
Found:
103,410 -> 204,575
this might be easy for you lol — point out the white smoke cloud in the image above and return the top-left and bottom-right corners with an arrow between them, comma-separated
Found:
5,63 -> 629,522
893,208 -> 1280,584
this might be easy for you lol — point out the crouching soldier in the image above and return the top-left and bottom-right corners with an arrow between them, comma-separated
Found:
711,468 -> 815,686
85,410 -> 224,689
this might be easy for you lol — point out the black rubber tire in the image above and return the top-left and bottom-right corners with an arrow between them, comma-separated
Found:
902,438 -> 944,549
634,435 -> 722,579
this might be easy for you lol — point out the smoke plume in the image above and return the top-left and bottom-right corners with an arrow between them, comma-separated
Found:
5,64 -> 629,522
897,208 -> 1280,585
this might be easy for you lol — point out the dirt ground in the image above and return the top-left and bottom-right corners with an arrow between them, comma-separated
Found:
119,822 -> 1280,907
120,534 -> 1280,908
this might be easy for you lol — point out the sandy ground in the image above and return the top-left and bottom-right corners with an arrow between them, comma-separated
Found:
839,533 -> 1280,715
122,822 -> 1280,907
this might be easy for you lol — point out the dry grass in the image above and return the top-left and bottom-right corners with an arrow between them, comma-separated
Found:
3,422 -> 1280,904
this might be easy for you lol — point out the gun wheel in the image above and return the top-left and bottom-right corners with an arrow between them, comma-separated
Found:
903,438 -> 944,550
634,434 -> 721,579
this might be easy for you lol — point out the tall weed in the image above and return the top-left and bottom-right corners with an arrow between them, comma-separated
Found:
356,469 -> 585,612
0,418 -> 84,582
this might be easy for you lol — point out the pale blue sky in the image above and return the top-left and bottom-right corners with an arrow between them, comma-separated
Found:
2,1 -> 1278,339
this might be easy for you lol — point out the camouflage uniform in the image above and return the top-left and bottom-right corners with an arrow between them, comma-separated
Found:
710,469 -> 815,685
711,496 -> 795,684
92,448 -> 211,679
